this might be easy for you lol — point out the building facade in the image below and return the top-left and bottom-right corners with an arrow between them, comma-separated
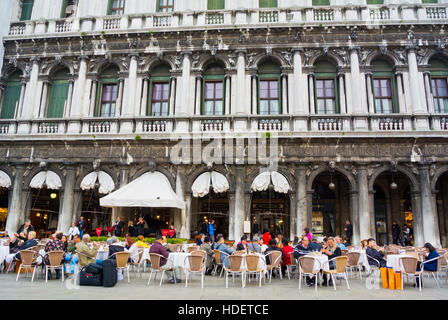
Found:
0,0 -> 448,247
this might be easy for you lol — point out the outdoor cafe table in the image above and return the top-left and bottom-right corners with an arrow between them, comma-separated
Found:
387,253 -> 422,272
304,253 -> 330,272
241,253 -> 267,274
142,249 -> 191,270
349,249 -> 371,272
0,246 -> 9,265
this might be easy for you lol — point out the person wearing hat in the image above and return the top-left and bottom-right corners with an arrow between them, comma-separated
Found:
149,235 -> 181,283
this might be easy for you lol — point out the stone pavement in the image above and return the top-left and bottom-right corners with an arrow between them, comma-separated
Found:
0,271 -> 447,300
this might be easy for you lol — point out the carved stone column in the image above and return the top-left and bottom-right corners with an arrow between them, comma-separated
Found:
5,164 -> 25,234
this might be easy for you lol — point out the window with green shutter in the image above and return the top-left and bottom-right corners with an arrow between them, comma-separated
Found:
47,69 -> 70,119
422,0 -> 438,3
208,0 -> 225,10
1,72 -> 22,119
259,0 -> 277,8
429,58 -> 448,113
202,63 -> 225,116
96,65 -> 120,117
314,60 -> 339,114
148,64 -> 171,116
371,59 -> 398,114
61,0 -> 77,18
258,60 -> 281,115
367,0 -> 384,4
20,0 -> 34,21
312,0 -> 330,6
156,0 -> 174,12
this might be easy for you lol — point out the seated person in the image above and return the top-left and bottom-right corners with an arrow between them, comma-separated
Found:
281,238 -> 294,273
293,236 -> 314,286
365,238 -> 387,268
76,234 -> 99,267
67,235 -> 81,274
196,233 -> 205,247
126,236 -> 139,263
321,237 -> 342,286
414,242 -> 440,287
247,236 -> 262,254
108,236 -> 125,259
4,231 -> 38,271
44,232 -> 65,279
200,236 -> 214,275
335,236 -> 347,250
236,235 -> 248,252
214,235 -> 233,268
14,219 -> 34,241
136,235 -> 149,248
149,235 -> 181,284
310,238 -> 322,252
264,239 -> 282,265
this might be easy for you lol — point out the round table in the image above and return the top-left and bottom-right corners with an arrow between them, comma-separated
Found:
386,254 -> 408,272
0,246 -> 9,265
96,250 -> 109,261
241,254 -> 267,273
142,249 -> 191,269
305,254 -> 329,272
349,249 -> 371,272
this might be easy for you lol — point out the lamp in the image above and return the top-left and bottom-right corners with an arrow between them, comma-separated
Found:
50,193 -> 57,199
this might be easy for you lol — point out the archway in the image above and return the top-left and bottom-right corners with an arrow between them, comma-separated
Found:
311,171 -> 351,238
0,171 -> 11,231
435,171 -> 448,247
373,171 -> 414,246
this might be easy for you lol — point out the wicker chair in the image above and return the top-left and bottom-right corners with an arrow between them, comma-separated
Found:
45,251 -> 65,283
185,254 -> 205,288
298,256 -> 320,291
129,249 -> 144,278
346,252 -> 363,280
322,256 -> 350,290
147,253 -> 175,287
187,246 -> 198,253
245,254 -> 264,288
265,251 -> 282,283
191,250 -> 206,258
341,250 -> 349,256
421,255 -> 443,288
213,250 -> 229,278
115,251 -> 131,283
16,250 -> 38,282
399,256 -> 423,291
285,251 -> 297,280
234,250 -> 247,256
223,255 -> 245,288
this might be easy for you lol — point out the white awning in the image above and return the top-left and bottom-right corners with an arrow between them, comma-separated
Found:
100,171 -> 185,209
30,171 -> 62,190
192,171 -> 230,198
0,171 -> 11,188
251,171 -> 290,194
80,171 -> 115,194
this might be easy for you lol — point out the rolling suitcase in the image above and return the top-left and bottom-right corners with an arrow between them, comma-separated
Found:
79,270 -> 103,286
102,259 -> 118,287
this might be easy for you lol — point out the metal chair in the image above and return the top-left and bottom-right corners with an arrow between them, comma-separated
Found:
285,251 -> 297,280
185,254 -> 206,288
115,251 -> 131,283
147,253 -> 175,287
399,256 -> 423,291
421,255 -> 444,288
213,250 -> 229,278
45,250 -> 65,283
16,250 -> 39,282
322,256 -> 350,290
224,255 -> 245,288
129,249 -> 144,278
265,251 -> 282,283
298,256 -> 320,291
346,252 -> 363,280
187,246 -> 198,253
245,254 -> 265,288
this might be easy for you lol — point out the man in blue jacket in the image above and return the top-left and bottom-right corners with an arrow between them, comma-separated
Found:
208,219 -> 216,243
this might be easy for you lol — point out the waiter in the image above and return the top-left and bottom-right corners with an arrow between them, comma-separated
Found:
113,216 -> 124,237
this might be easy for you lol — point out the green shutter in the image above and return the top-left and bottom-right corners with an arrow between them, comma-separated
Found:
312,0 -> 330,5
47,80 -> 69,118
60,0 -> 68,18
208,0 -> 225,10
20,0 -> 34,21
367,0 -> 384,4
1,82 -> 21,119
259,0 -> 277,8
422,0 -> 438,3
107,0 -> 113,15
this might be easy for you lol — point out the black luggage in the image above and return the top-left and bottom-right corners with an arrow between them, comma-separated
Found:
84,263 -> 103,274
79,269 -> 103,286
102,259 -> 117,287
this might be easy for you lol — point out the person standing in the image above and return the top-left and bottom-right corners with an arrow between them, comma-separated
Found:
263,228 -> 272,245
77,216 -> 87,238
113,217 -> 124,237
392,221 -> 403,246
403,224 -> 411,246
128,221 -> 136,237
304,227 -> 313,241
167,224 -> 176,239
208,219 -> 216,243
136,217 -> 145,236
344,220 -> 353,243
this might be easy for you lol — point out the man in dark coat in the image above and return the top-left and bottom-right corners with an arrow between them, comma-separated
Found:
113,217 -> 124,237
14,219 -> 34,241
392,221 -> 403,246
344,220 -> 353,243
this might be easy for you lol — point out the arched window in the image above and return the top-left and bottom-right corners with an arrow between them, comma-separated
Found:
107,0 -> 125,15
371,59 -> 397,114
96,65 -> 119,117
148,64 -> 171,116
259,0 -> 277,8
61,0 -> 78,18
20,0 -> 34,21
314,60 -> 338,114
0,71 -> 21,119
156,0 -> 174,12
208,0 -> 225,10
258,60 -> 281,115
202,63 -> 225,116
47,68 -> 70,119
429,57 -> 448,113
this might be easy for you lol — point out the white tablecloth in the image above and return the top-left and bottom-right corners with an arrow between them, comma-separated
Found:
305,254 -> 329,272
142,249 -> 191,269
0,246 -> 9,265
387,254 -> 407,272
96,250 -> 109,261
241,254 -> 267,273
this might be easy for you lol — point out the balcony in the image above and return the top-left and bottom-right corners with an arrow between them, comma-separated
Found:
7,3 -> 448,39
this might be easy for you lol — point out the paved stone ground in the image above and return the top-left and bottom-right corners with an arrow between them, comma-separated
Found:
0,271 -> 447,300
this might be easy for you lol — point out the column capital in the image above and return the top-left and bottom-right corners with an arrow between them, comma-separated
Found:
128,53 -> 140,60
30,56 -> 40,64
235,49 -> 247,56
181,51 -> 193,57
349,46 -> 361,53
406,44 -> 419,53
291,48 -> 304,53
78,55 -> 89,62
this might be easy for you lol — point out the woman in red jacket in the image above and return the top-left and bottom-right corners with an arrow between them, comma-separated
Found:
281,238 -> 294,268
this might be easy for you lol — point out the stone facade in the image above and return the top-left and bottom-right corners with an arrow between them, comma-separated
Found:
0,0 -> 448,247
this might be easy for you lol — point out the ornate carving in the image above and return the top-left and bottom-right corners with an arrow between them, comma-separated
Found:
416,48 -> 429,64
350,30 -> 358,42
174,54 -> 182,70
246,52 -> 257,68
332,48 -> 348,65
280,50 -> 292,67
191,53 -> 200,69
379,44 -> 387,56
228,53 -> 236,67
393,49 -> 407,65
